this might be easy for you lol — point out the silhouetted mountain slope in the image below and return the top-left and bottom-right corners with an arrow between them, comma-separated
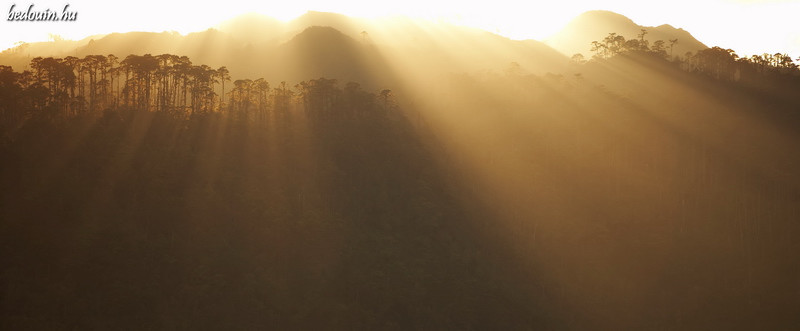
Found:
0,35 -> 102,70
272,26 -> 394,86
0,11 -> 568,83
547,10 -> 707,58
77,31 -> 181,55
219,11 -> 570,75
287,11 -> 362,37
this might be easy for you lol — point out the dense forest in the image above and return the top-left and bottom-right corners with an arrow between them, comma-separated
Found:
2,19 -> 800,330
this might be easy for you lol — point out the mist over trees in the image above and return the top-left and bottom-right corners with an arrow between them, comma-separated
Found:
2,11 -> 800,330
585,30 -> 799,80
0,53 -> 401,142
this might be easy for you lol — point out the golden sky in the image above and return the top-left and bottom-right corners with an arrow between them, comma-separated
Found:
2,0 -> 799,57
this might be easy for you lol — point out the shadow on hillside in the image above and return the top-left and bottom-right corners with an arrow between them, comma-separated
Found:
0,104 -> 563,329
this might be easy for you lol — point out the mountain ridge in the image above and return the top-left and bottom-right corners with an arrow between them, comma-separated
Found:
0,10 -> 709,81
545,10 -> 707,58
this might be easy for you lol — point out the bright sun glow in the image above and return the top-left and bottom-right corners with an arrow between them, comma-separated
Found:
1,0 -> 799,57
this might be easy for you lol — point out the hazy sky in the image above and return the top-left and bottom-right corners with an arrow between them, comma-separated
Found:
1,0 -> 798,57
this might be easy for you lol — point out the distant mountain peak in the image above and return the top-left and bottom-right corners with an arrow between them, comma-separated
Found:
656,24 -> 679,31
546,10 -> 707,58
574,10 -> 637,25
288,26 -> 353,44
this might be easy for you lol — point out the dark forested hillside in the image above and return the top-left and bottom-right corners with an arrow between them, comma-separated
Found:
2,11 -> 800,330
1,103 -> 523,329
